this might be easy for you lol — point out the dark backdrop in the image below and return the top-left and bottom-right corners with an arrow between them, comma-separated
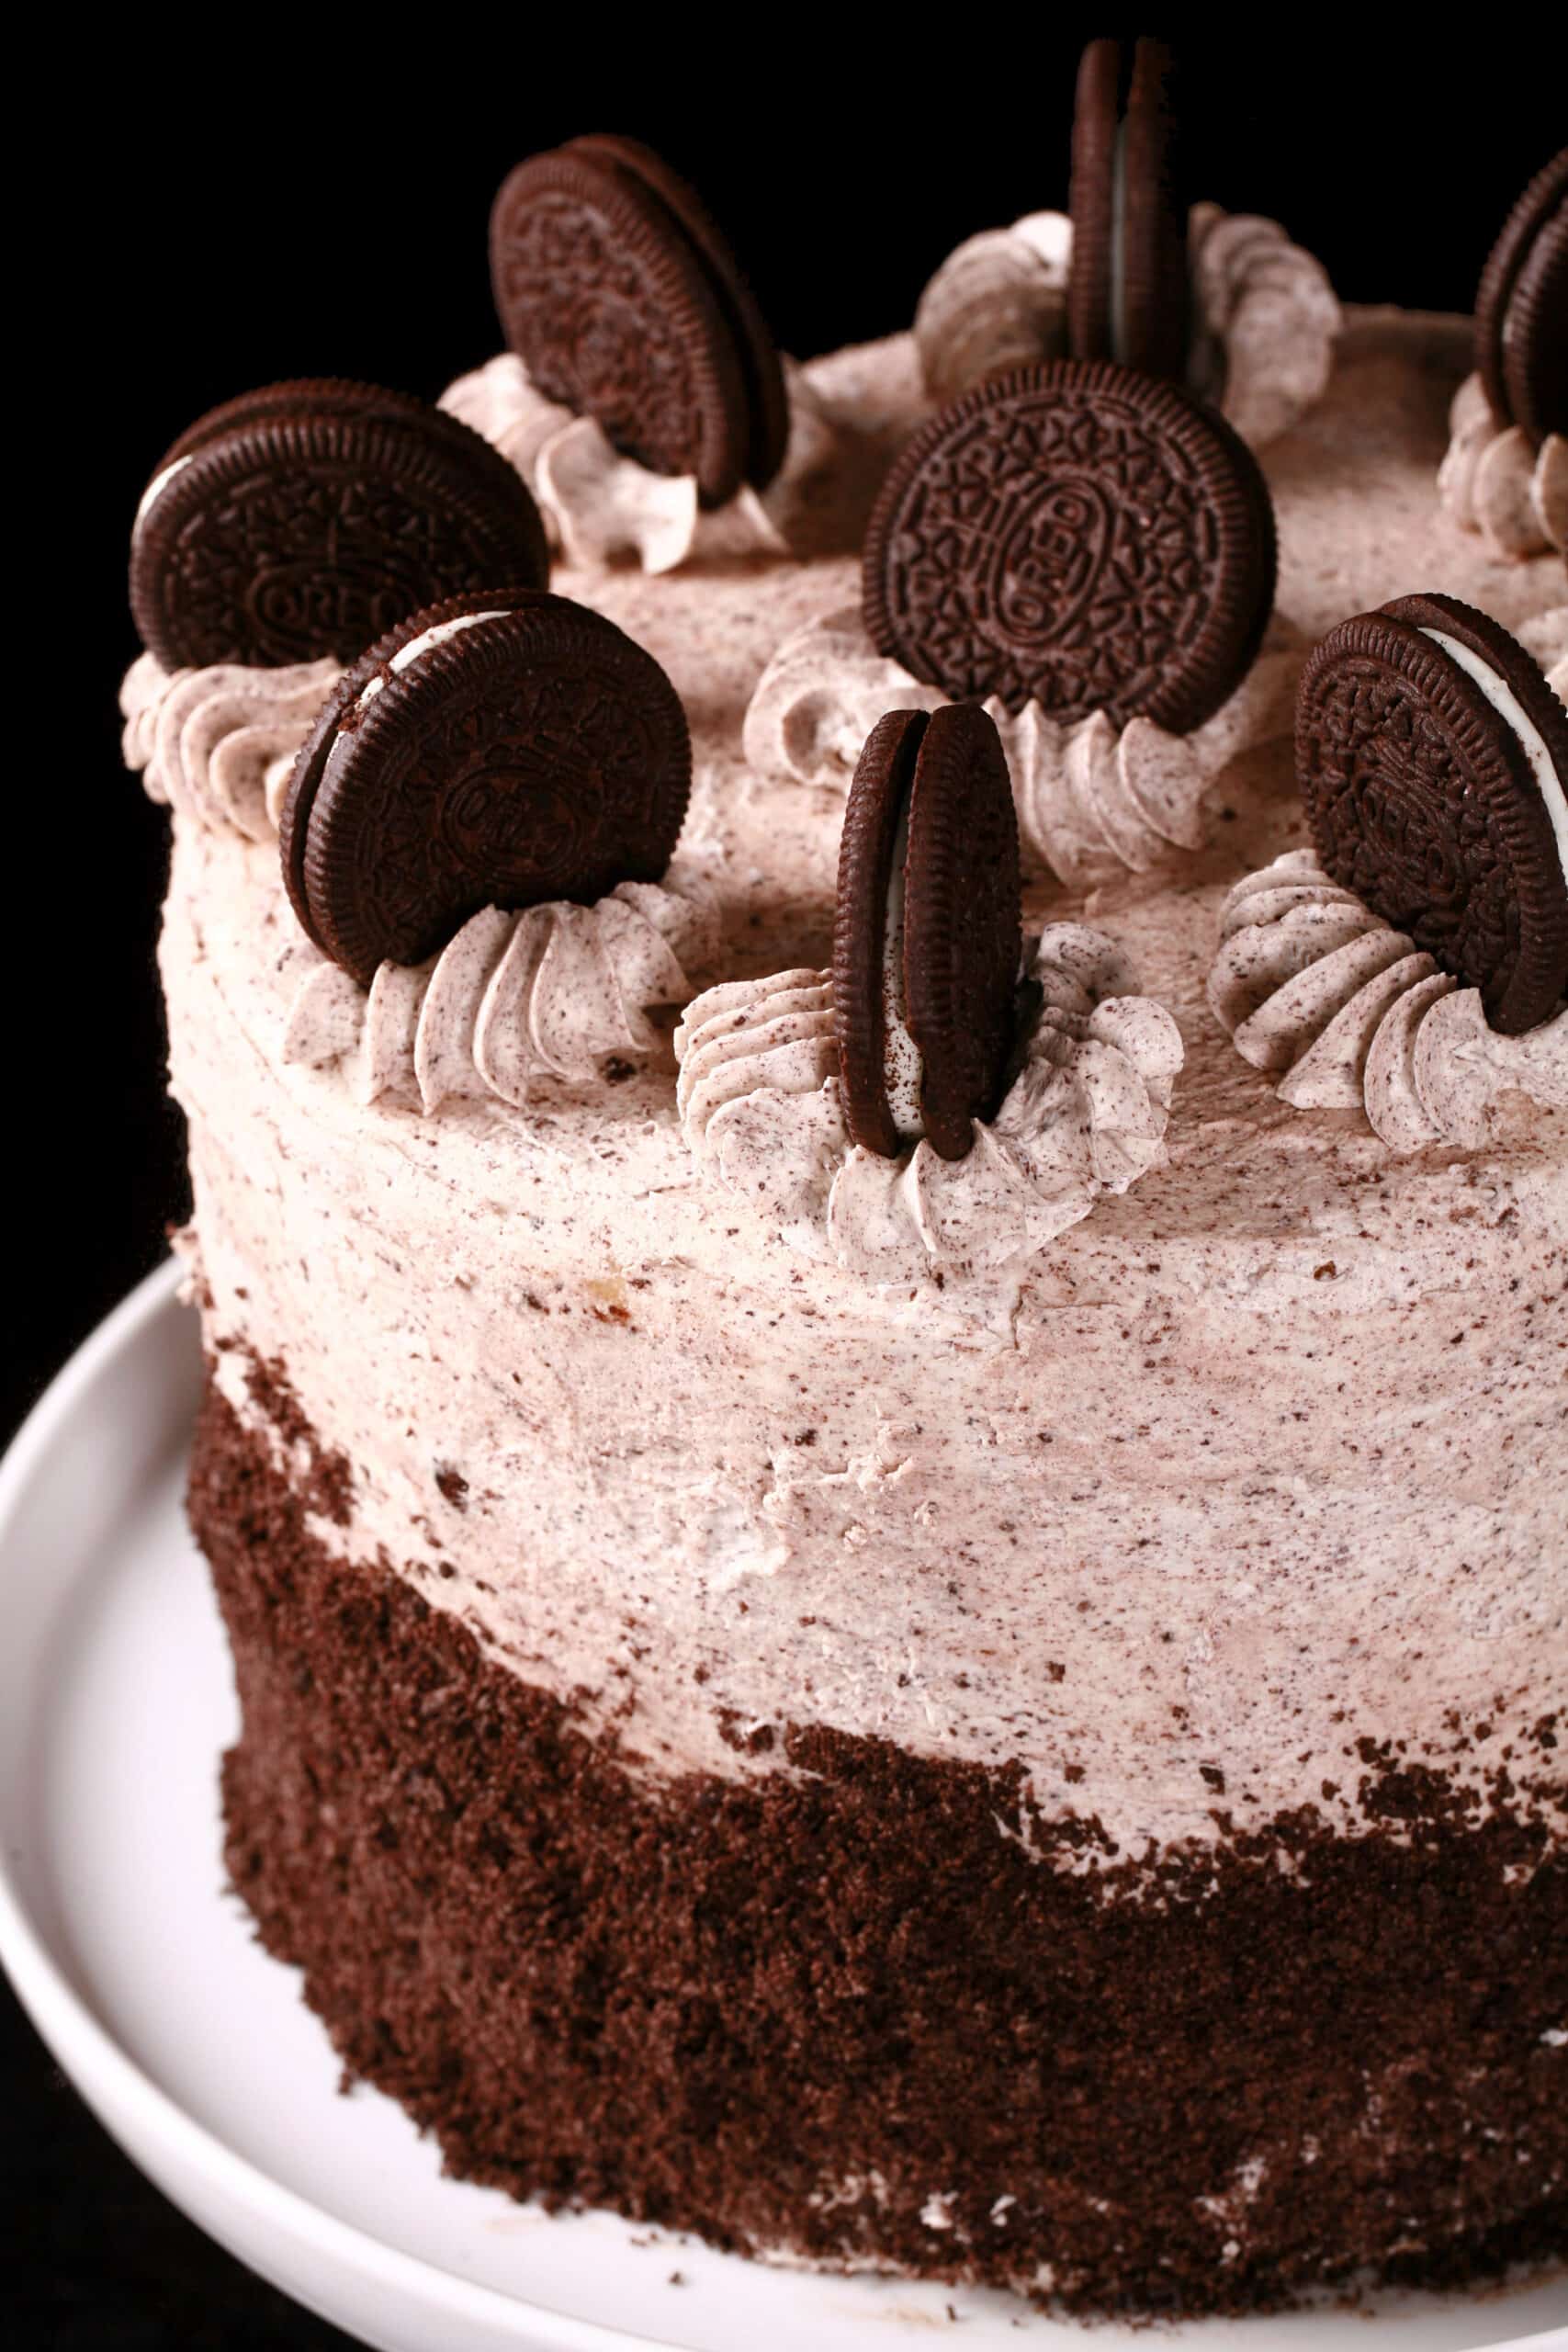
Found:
9,36 -> 1565,2346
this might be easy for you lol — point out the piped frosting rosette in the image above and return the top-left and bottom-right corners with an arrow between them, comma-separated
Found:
1208,851 -> 1567,1149
742,606 -> 1303,888
914,205 -> 1339,449
281,865 -> 721,1114
122,651 -> 339,841
1438,375 -> 1567,560
675,924 -> 1182,1284
439,353 -> 836,576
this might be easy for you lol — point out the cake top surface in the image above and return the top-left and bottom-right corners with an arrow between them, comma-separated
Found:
148,306 -> 1564,1334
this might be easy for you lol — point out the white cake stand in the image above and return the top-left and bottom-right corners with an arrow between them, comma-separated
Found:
2,1262 -> 1563,2352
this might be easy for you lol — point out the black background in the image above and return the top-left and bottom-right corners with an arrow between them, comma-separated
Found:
9,36 -> 1565,2346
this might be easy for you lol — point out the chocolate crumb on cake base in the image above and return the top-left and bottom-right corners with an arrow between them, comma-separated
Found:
193,1372 -> 1567,2318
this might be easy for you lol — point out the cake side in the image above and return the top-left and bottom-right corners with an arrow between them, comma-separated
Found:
193,1374 -> 1568,2316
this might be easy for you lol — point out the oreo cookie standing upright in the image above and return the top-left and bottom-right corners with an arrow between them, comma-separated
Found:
279,589 -> 692,987
1473,149 -> 1568,441
1297,591 -> 1568,1035
863,359 -> 1276,733
130,381 -> 551,673
834,704 -> 1022,1162
490,138 -> 785,506
1067,37 -> 1190,382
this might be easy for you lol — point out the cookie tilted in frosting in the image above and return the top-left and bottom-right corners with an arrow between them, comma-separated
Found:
1438,152 -> 1568,560
480,136 -> 832,573
278,589 -> 692,987
130,381 -> 550,673
1296,594 -> 1568,1035
1213,595 -> 1568,1146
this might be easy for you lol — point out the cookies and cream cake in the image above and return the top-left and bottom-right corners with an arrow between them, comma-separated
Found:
119,79 -> 1566,2322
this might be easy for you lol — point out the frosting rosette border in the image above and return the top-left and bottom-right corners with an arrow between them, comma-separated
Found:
280,864 -> 722,1114
122,651 -> 340,842
742,607 -> 1303,888
913,204 -> 1341,451
439,353 -> 837,576
1208,849 -> 1568,1150
1438,374 -> 1567,561
674,925 -> 1183,1286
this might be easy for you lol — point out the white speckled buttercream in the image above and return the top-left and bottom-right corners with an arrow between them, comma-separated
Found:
155,311 -> 1567,1868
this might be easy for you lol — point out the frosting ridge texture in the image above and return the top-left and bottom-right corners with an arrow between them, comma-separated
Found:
283,866 -> 721,1113
743,608 -> 1301,887
676,926 -> 1181,1283
440,353 -> 835,575
914,206 -> 1339,449
122,652 -> 340,841
1209,850 -> 1568,1148
1438,375 -> 1567,560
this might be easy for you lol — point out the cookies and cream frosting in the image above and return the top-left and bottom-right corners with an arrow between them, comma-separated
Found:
743,607 -> 1303,888
440,352 -> 837,575
1438,374 -> 1567,560
1209,850 -> 1568,1148
282,868 -> 720,1112
675,925 -> 1181,1289
913,204 -> 1340,448
122,651 -> 339,841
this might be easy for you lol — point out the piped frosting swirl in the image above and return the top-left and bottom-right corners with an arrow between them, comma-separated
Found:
1438,374 -> 1567,560
122,652 -> 339,841
281,867 -> 722,1113
742,608 -> 1302,888
1208,850 -> 1568,1149
913,205 -> 1339,449
675,926 -> 1181,1284
439,353 -> 836,575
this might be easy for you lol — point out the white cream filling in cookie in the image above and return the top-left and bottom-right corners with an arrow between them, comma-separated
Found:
880,789 -> 925,1139
1421,626 -> 1568,893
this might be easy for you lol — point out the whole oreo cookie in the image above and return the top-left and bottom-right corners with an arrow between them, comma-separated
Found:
863,359 -> 1276,732
279,589 -> 692,987
130,381 -> 551,673
490,139 -> 784,506
1474,149 -> 1568,439
1067,37 -> 1190,381
834,703 -> 1021,1161
1297,592 -> 1568,1035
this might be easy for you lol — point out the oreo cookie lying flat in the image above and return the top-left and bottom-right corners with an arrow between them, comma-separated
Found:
279,589 -> 692,986
1474,149 -> 1568,442
863,360 -> 1276,731
490,137 -> 786,506
131,381 -> 551,672
834,704 -> 1021,1161
1297,592 -> 1568,1035
1067,37 -> 1190,381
